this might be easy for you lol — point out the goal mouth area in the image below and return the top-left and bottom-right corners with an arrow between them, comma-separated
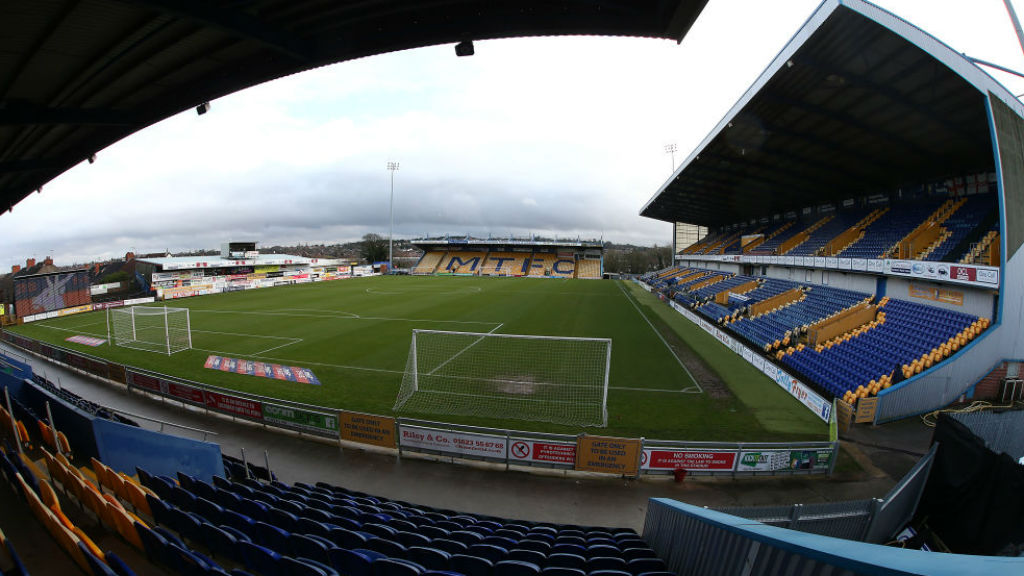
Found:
393,329 -> 611,428
107,305 -> 193,356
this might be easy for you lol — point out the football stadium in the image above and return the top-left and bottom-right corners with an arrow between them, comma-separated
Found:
1,1 -> 1023,575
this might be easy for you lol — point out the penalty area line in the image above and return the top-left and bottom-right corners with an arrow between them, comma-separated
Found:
616,281 -> 703,394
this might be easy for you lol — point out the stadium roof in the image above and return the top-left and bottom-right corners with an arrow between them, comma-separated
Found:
641,0 -> 1024,228
139,254 -> 341,270
0,0 -> 709,214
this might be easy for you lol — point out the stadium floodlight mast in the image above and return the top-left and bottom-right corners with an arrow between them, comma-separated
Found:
664,143 -> 677,172
388,161 -> 400,273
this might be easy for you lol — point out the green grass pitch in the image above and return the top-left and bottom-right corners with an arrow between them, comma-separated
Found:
8,276 -> 826,441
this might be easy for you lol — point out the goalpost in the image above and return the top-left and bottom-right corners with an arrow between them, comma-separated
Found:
107,306 -> 192,355
393,329 -> 611,427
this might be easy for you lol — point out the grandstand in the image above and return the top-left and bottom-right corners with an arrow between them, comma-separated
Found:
4,0 -> 1024,573
411,237 -> 604,279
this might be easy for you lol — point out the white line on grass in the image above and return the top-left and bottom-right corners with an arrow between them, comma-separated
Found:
616,280 -> 703,394
424,323 -> 505,376
194,308 -> 500,325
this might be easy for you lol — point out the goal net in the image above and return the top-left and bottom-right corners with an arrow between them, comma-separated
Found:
107,306 -> 192,355
393,330 -> 611,427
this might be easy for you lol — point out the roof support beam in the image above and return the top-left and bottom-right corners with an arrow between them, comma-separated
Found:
0,106 -> 142,126
127,0 -> 315,61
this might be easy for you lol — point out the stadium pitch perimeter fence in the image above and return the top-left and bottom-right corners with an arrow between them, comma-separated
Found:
0,330 -> 837,478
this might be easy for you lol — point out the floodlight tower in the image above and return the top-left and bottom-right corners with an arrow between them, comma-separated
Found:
387,161 -> 400,272
665,143 -> 678,172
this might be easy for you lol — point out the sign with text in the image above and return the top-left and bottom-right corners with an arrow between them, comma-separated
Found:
507,438 -> 576,466
737,448 -> 833,472
398,426 -> 507,460
641,449 -> 737,471
262,404 -> 338,435
204,391 -> 263,420
575,435 -> 641,476
339,411 -> 396,449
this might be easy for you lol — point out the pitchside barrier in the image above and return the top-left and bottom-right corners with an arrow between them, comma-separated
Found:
634,279 -> 833,423
0,331 -> 838,478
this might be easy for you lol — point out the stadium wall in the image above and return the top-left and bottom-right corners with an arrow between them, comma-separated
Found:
642,497 -> 1024,576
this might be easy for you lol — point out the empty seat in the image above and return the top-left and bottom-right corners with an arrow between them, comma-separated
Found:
626,558 -> 667,575
407,546 -> 452,571
587,557 -> 628,573
495,560 -> 541,576
290,533 -> 331,565
468,543 -> 508,563
450,554 -> 494,576
329,547 -> 374,576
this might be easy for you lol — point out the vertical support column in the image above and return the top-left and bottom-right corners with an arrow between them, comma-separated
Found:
164,306 -> 171,355
411,330 -> 419,393
4,386 -> 21,454
602,339 -> 612,428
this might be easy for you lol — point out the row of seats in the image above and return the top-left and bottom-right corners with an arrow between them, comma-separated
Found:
680,193 -> 997,262
414,251 -> 599,279
135,468 -> 669,576
640,265 -> 988,402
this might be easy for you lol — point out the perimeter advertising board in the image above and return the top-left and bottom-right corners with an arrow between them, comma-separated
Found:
641,449 -> 737,472
575,435 -> 641,476
339,411 -> 396,448
262,404 -> 338,436
736,448 -> 833,472
398,425 -> 507,460
507,438 -> 576,466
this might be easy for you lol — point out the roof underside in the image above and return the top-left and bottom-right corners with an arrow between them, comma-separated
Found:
641,5 -> 994,228
0,0 -> 709,212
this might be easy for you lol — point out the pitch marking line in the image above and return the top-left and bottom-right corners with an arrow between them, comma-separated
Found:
190,329 -> 303,355
424,323 -> 505,376
616,280 -> 703,394
365,286 -> 483,296
195,308 -> 500,326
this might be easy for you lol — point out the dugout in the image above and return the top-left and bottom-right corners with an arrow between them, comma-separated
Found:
641,0 -> 1024,423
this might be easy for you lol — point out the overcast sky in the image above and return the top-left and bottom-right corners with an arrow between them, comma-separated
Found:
4,0 -> 1024,268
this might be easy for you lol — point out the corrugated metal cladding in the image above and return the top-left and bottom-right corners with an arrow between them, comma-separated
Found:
952,410 -> 1024,460
642,2 -> 998,227
0,0 -> 709,212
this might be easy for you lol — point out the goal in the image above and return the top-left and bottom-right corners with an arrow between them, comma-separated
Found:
393,329 -> 611,427
107,306 -> 192,355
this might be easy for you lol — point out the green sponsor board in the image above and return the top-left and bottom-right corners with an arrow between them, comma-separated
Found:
737,449 -> 832,472
262,403 -> 338,435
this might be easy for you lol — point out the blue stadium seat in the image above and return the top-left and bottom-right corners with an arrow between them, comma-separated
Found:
495,559 -> 542,576
281,556 -> 340,576
197,497 -> 226,526
587,558 -> 628,573
365,537 -> 408,559
507,548 -> 546,565
373,558 -> 426,576
626,558 -> 667,575
80,541 -> 118,576
467,542 -> 508,563
255,520 -> 291,553
547,553 -> 587,570
407,546 -> 452,570
104,550 -> 138,576
202,522 -> 245,564
450,554 -> 494,576
328,547 -> 374,576
289,533 -> 331,565
431,538 -> 469,555
239,541 -> 283,576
